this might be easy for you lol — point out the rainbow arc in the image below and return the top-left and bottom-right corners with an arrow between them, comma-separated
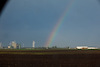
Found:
45,0 -> 75,47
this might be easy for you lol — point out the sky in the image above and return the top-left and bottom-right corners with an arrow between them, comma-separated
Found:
0,0 -> 100,48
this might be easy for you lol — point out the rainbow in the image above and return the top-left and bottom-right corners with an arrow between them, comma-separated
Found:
45,0 -> 75,47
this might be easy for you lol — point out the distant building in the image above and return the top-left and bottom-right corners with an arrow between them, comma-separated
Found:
32,41 -> 35,48
88,47 -> 97,49
76,46 -> 97,49
8,45 -> 11,49
11,41 -> 20,49
18,44 -> 21,49
76,46 -> 88,49
11,41 -> 17,48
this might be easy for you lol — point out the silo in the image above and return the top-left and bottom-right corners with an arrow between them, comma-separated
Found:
32,41 -> 35,48
11,41 -> 17,49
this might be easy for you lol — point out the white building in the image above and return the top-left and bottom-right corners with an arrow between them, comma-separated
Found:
88,47 -> 97,49
11,41 -> 20,49
11,41 -> 17,48
76,46 -> 98,49
32,41 -> 35,48
76,46 -> 88,49
8,45 -> 11,49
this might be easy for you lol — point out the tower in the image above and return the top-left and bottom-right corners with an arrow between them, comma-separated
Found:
32,41 -> 35,48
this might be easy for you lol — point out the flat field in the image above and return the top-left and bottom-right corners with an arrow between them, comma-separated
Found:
0,49 -> 100,67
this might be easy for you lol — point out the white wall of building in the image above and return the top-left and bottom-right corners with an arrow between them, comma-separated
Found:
76,46 -> 97,49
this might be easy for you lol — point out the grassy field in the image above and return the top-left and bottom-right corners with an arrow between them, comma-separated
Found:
0,49 -> 100,67
0,49 -> 100,54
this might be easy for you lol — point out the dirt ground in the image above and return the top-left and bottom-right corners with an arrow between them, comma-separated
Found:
0,50 -> 100,67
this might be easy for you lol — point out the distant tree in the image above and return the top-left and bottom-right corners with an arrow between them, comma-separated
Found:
52,46 -> 57,48
66,46 -> 69,49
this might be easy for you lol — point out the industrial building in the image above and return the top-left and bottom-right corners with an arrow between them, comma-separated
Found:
32,41 -> 35,48
11,41 -> 20,49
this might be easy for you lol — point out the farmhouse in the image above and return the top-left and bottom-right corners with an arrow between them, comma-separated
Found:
76,46 -> 88,49
76,46 -> 97,49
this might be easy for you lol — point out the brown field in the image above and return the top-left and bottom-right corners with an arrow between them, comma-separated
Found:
0,49 -> 100,67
